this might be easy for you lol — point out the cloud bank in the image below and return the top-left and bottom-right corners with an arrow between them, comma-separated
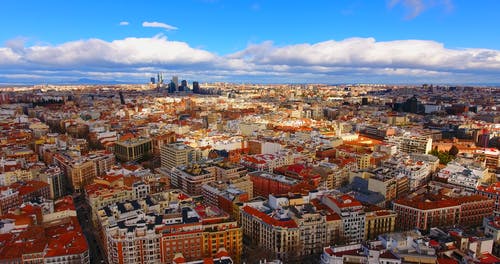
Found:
0,35 -> 499,84
119,21 -> 129,26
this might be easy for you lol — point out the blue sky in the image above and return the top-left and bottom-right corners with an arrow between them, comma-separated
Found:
0,0 -> 499,84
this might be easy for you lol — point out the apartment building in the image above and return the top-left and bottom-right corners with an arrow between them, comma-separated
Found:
364,206 -> 397,240
202,181 -> 249,215
0,196 -> 90,264
321,194 -> 366,244
382,155 -> 433,191
88,150 -> 116,176
474,148 -> 500,174
476,182 -> 500,216
211,162 -> 248,182
240,151 -> 294,173
320,242 -> 401,264
239,193 -> 342,261
336,146 -> 374,170
439,160 -> 490,191
161,142 -> 200,170
38,165 -> 65,199
114,136 -> 152,162
170,164 -> 215,196
0,168 -> 33,186
387,134 -> 432,154
0,188 -> 20,216
393,194 -> 494,231
54,151 -> 113,192
97,192 -> 242,264
248,171 -> 300,197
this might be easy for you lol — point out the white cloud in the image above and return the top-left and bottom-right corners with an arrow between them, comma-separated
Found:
5,37 -> 28,54
119,21 -> 129,26
142,21 -> 178,31
0,35 -> 498,84
389,0 -> 453,19
0,34 -> 214,68
0,47 -> 22,65
229,38 -> 500,73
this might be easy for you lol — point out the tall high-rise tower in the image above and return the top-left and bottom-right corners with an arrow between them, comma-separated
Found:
172,76 -> 179,90
168,81 -> 176,93
156,73 -> 164,89
179,80 -> 187,92
192,81 -> 200,94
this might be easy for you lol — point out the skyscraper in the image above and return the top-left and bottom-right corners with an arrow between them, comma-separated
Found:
192,81 -> 200,94
179,80 -> 187,92
157,72 -> 163,87
168,81 -> 176,93
172,75 -> 178,90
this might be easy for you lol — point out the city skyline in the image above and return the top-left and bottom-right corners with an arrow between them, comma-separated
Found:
0,0 -> 500,84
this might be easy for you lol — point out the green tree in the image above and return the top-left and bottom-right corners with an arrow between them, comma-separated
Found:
430,149 -> 454,165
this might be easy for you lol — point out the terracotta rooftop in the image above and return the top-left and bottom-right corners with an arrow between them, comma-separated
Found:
84,182 -> 111,195
327,194 -> 363,209
379,250 -> 399,260
45,229 -> 88,257
310,198 -> 341,221
242,205 -> 298,228
10,180 -> 49,196
394,194 -> 460,210
477,182 -> 500,195
454,195 -> 492,204
4,205 -> 42,224
0,201 -> 88,261
54,196 -> 76,212
477,253 -> 500,264
123,176 -> 143,187
101,174 -> 123,184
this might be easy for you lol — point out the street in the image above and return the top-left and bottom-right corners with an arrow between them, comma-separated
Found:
74,194 -> 106,264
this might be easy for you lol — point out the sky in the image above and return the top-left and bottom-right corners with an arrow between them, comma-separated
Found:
0,0 -> 499,84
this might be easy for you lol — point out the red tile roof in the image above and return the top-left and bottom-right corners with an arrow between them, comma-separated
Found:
242,206 -> 298,228
123,176 -> 142,187
455,195 -> 492,204
119,133 -> 136,141
101,174 -> 123,184
45,230 -> 88,257
324,247 -> 334,256
477,253 -> 500,264
54,196 -> 76,212
395,194 -> 491,210
327,194 -> 363,208
84,182 -> 109,194
379,251 -> 399,260
4,205 -> 42,224
0,201 -> 88,261
310,198 -> 341,221
394,194 -> 459,210
477,182 -> 500,195
11,180 -> 49,196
